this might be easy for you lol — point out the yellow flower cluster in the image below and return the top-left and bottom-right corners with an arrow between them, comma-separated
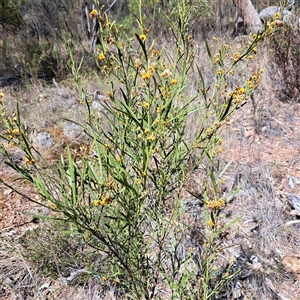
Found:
93,196 -> 113,206
147,133 -> 155,141
140,63 -> 156,80
247,69 -> 263,89
142,72 -> 151,80
216,69 -> 224,76
25,157 -> 35,164
206,198 -> 225,210
266,14 -> 285,34
98,53 -> 105,61
231,52 -> 241,63
89,9 -> 97,20
228,86 -> 246,104
213,54 -> 220,65
151,48 -> 160,57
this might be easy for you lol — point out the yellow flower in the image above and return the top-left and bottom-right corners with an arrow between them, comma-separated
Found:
149,63 -> 156,74
98,53 -> 105,61
248,55 -> 253,60
8,141 -> 14,148
25,157 -> 35,164
89,9 -> 97,19
213,57 -> 220,64
207,219 -> 215,227
152,48 -> 160,56
206,128 -> 213,137
147,133 -> 155,141
238,87 -> 245,94
0,92 -> 4,99
171,79 -> 178,85
143,101 -> 150,109
232,52 -> 241,62
216,69 -> 224,76
106,91 -> 112,97
139,34 -> 146,41
92,200 -> 101,206
100,197 -> 113,206
206,198 -> 226,210
219,177 -> 225,184
142,72 -> 151,80
274,12 -> 280,20
251,47 -> 257,54
144,128 -> 150,135
12,128 -> 20,135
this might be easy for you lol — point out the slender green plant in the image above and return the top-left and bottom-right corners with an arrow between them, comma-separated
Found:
0,1 -> 282,298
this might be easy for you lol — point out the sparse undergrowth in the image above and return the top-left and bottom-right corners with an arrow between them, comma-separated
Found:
268,23 -> 300,102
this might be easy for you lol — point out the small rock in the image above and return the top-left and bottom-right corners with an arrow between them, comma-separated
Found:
63,123 -> 84,140
244,129 -> 255,138
32,131 -> 54,150
286,193 -> 300,213
282,256 -> 300,274
92,100 -> 104,111
3,189 -> 13,195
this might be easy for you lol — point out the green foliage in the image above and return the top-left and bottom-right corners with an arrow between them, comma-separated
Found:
122,0 -> 212,37
0,1 -> 281,298
0,0 -> 25,28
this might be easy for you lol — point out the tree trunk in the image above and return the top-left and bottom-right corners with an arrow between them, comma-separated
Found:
233,0 -> 263,33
